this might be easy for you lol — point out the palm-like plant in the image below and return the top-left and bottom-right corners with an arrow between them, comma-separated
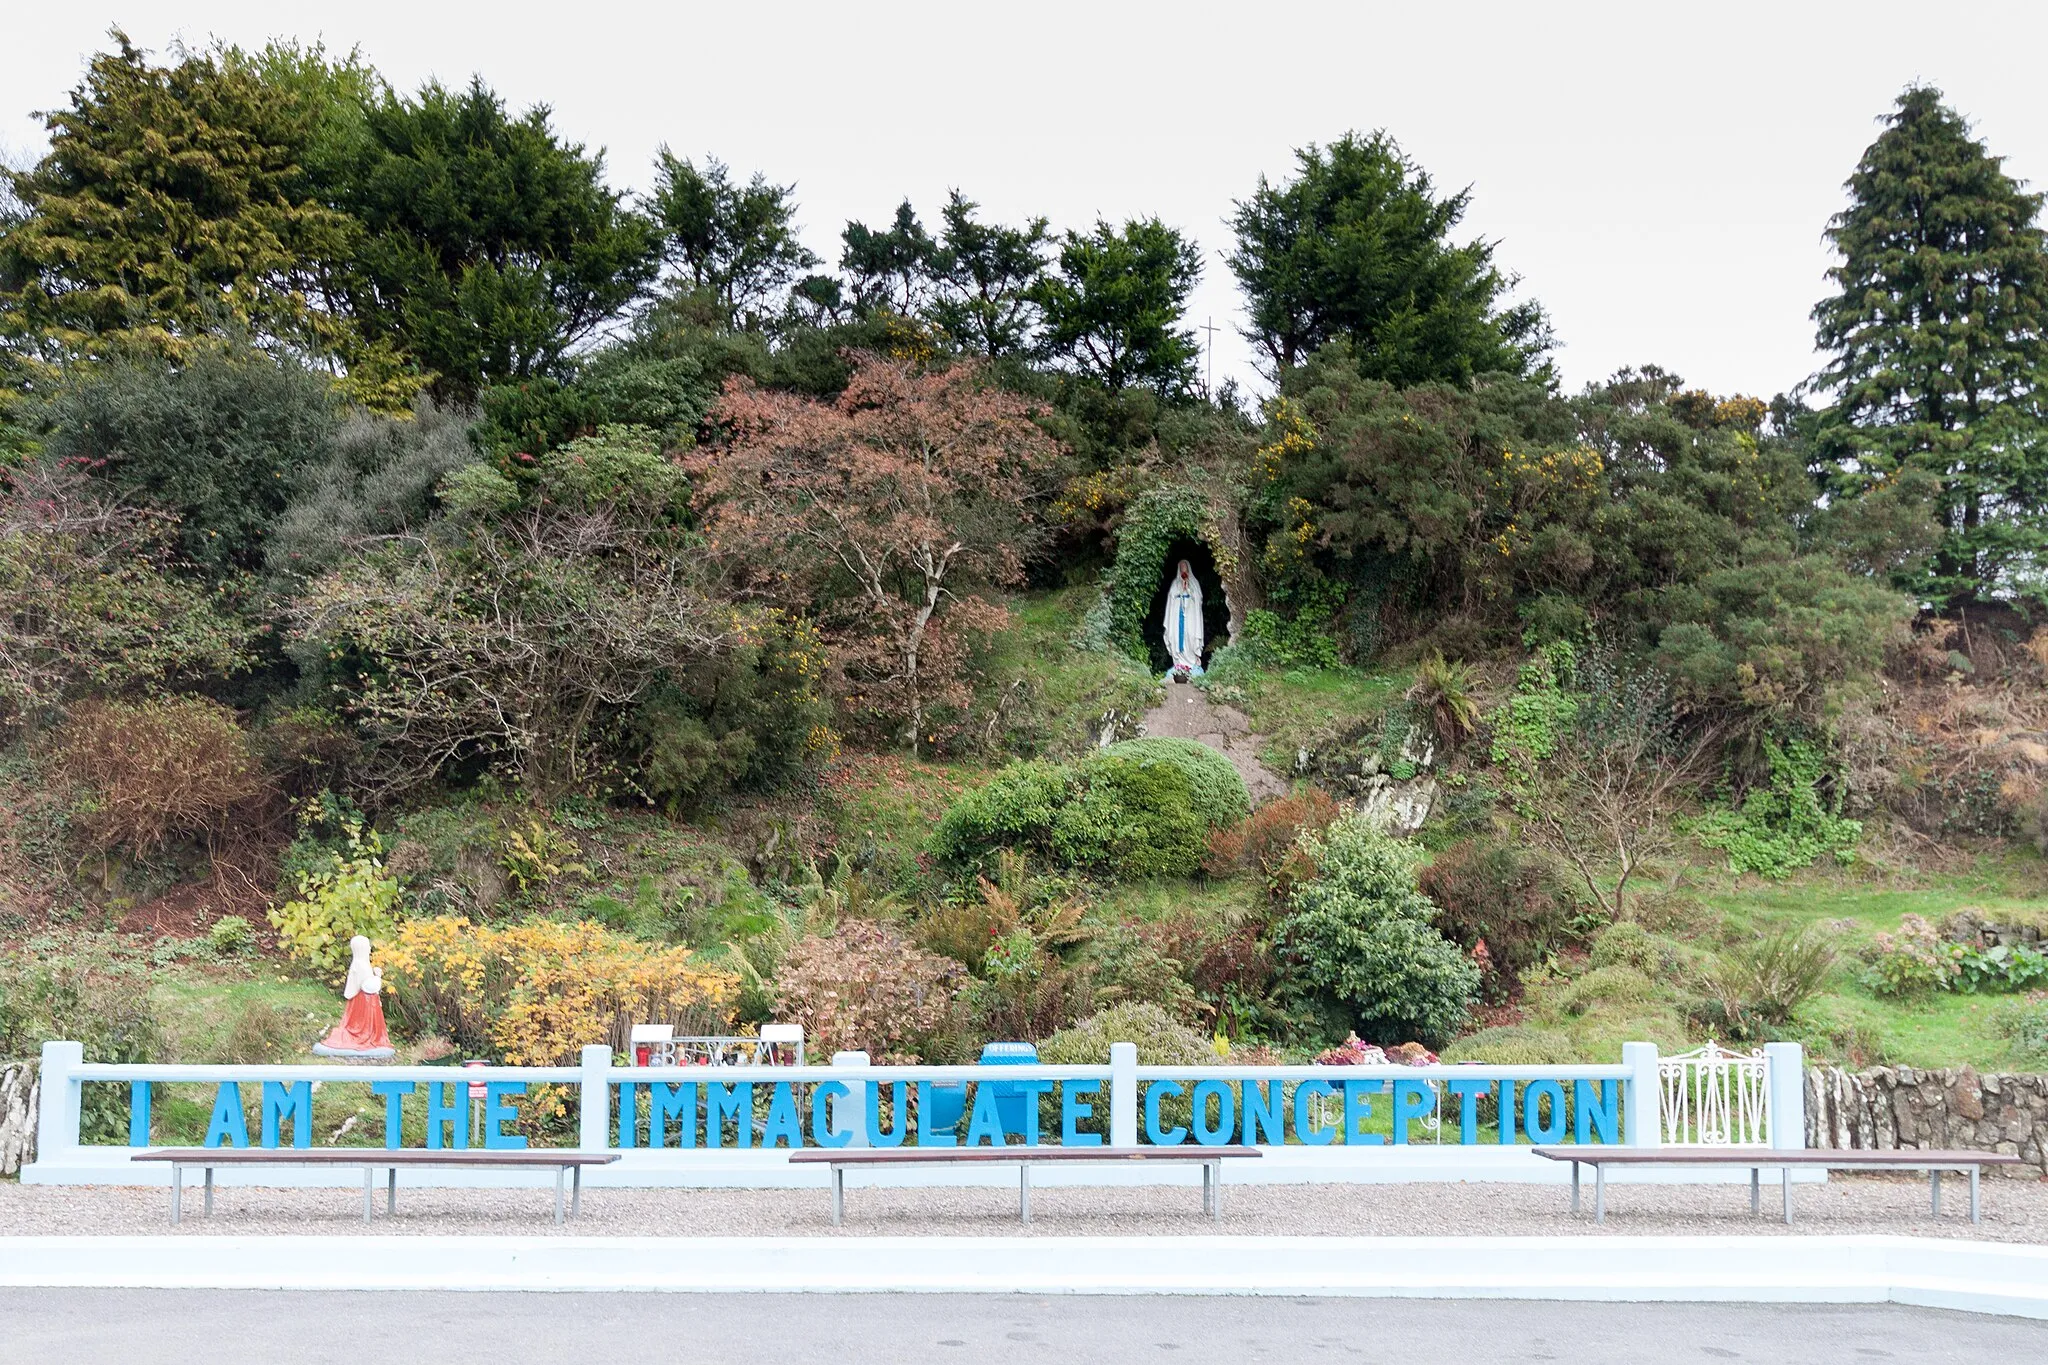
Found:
1407,651 -> 1480,751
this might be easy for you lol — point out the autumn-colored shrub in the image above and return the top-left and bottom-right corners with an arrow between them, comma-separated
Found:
1418,838 -> 1578,991
775,919 -> 963,1062
56,696 -> 265,857
381,917 -> 738,1064
1202,786 -> 1338,888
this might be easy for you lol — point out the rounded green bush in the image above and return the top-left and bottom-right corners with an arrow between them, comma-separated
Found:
1053,754 -> 1207,879
1094,738 -> 1250,829
1589,920 -> 1662,975
1038,1002 -> 1212,1139
930,761 -> 1072,867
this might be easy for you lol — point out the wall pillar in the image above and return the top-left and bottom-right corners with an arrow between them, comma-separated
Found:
1109,1042 -> 1138,1148
578,1044 -> 612,1151
1622,1042 -> 1660,1148
1764,1042 -> 1806,1150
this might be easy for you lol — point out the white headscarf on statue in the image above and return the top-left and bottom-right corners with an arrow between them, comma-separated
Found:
341,935 -> 384,1000
1163,559 -> 1205,674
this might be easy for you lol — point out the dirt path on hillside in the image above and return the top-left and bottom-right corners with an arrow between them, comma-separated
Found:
1139,682 -> 1290,805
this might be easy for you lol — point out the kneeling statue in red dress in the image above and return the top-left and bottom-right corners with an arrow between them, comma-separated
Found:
313,934 -> 395,1059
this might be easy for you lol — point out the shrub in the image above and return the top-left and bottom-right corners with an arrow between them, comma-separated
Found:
2006,999 -> 2048,1061
56,697 -> 265,858
1953,942 -> 2048,994
1419,839 -> 1576,986
1084,923 -> 1205,1025
1038,1001 -> 1211,1138
934,746 -> 1239,880
1204,786 -> 1338,887
1096,738 -> 1251,829
1715,924 -> 1835,1031
270,814 -> 402,980
1406,652 -> 1480,751
1278,813 -> 1480,1045
774,919 -> 963,1063
206,916 -> 256,956
1865,914 -> 1961,998
211,1000 -> 299,1064
1588,921 -> 1663,975
0,957 -> 162,1141
1051,753 -> 1209,879
1691,739 -> 1861,878
382,916 -> 738,1064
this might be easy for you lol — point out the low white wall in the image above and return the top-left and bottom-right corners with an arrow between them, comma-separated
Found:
0,1234 -> 2040,1318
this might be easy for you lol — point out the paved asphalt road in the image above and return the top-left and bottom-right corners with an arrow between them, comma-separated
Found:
4,1292 -> 2046,1363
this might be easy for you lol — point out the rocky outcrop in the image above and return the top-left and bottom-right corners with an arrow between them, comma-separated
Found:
1806,1065 -> 2046,1177
0,1060 -> 36,1175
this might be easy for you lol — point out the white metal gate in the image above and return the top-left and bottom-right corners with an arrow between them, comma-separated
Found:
1659,1042 -> 1769,1145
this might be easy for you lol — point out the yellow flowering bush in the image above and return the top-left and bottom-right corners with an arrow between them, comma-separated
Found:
381,917 -> 739,1065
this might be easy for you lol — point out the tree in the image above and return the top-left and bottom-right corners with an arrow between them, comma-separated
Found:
332,77 -> 660,399
648,152 -> 819,332
929,191 -> 1050,358
838,200 -> 943,319
1228,131 -> 1550,384
36,342 -> 340,575
293,427 -> 759,797
700,356 -> 1061,752
0,462 -> 250,728
0,32 -> 354,362
1036,217 -> 1201,394
1811,86 -> 2048,607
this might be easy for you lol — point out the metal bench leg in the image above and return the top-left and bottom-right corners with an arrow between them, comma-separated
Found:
1750,1167 -> 1759,1216
363,1167 -> 374,1223
204,1167 -> 214,1219
554,1167 -> 565,1225
171,1163 -> 181,1226
1595,1163 -> 1605,1224
1210,1160 -> 1222,1222
1970,1166 -> 1981,1225
1782,1167 -> 1792,1225
388,1167 -> 397,1215
572,1164 -> 582,1220
1019,1163 -> 1031,1224
1931,1169 -> 1941,1218
1200,1161 -> 1211,1218
832,1166 -> 844,1227
1570,1161 -> 1580,1215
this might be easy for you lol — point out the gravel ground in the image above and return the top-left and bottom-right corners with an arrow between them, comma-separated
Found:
3,1174 -> 2045,1240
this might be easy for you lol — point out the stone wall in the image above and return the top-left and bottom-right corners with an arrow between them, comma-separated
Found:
0,1060 -> 35,1176
1806,1065 -> 2047,1177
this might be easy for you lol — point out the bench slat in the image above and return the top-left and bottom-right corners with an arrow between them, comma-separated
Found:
132,1149 -> 618,1167
788,1146 -> 1260,1166
1531,1146 -> 2021,1167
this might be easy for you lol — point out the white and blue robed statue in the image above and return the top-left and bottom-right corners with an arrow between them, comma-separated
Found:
1163,559 -> 1205,677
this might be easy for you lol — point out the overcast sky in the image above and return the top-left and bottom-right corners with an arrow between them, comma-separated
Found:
7,2 -> 2046,403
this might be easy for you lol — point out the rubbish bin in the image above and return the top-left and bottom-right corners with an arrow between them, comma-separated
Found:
980,1041 -> 1038,1137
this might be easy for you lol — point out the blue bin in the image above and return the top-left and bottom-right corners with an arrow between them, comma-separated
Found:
980,1041 -> 1038,1137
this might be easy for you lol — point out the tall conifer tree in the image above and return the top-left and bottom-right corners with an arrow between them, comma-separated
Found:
1812,86 -> 2048,607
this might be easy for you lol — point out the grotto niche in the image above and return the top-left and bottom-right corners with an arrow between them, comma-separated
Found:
1144,539 -> 1231,676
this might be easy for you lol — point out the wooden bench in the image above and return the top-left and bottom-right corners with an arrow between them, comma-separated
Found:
130,1149 -> 621,1226
787,1146 -> 1262,1225
1533,1146 -> 2025,1225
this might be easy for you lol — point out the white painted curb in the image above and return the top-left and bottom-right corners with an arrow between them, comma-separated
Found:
1,1235 -> 2042,1319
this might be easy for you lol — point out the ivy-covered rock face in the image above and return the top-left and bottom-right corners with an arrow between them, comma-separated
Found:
1101,482 -> 1237,665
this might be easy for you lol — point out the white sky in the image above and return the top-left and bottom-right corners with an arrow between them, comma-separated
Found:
6,2 -> 2047,403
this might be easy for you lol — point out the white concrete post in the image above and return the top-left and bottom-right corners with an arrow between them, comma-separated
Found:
830,1051 -> 869,1147
1109,1042 -> 1138,1148
1763,1041 -> 1805,1150
577,1044 -> 613,1151
36,1040 -> 82,1159
1622,1041 -> 1660,1148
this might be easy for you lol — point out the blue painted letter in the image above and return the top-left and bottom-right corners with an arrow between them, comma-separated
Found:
707,1082 -> 753,1148
651,1083 -> 697,1149
1294,1080 -> 1337,1145
1523,1079 -> 1568,1144
1574,1079 -> 1620,1144
372,1081 -> 415,1149
1191,1080 -> 1235,1147
1062,1080 -> 1103,1147
1145,1081 -> 1187,1146
204,1082 -> 248,1149
426,1081 -> 468,1150
763,1082 -> 803,1149
260,1081 -> 312,1149
1391,1080 -> 1433,1145
1446,1078 -> 1489,1146
1242,1081 -> 1284,1146
1342,1079 -> 1385,1146
811,1082 -> 851,1149
482,1082 -> 527,1150
866,1082 -> 910,1147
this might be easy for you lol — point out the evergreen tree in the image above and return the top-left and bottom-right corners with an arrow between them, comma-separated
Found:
1228,131 -> 1550,385
929,192 -> 1051,358
1812,86 -> 2048,607
1036,217 -> 1201,395
0,32 -> 354,362
648,151 -> 818,332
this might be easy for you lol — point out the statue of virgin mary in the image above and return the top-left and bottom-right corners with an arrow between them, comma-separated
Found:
1162,559 -> 1204,676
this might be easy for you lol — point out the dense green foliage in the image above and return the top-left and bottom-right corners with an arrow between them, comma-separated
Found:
1811,86 -> 2048,608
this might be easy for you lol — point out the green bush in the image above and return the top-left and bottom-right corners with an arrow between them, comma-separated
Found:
2005,1000 -> 2048,1062
934,744 -> 1242,880
1715,924 -> 1834,1030
206,916 -> 256,956
1691,739 -> 1861,878
1278,813 -> 1479,1045
1589,921 -> 1662,975
1038,1002 -> 1212,1138
1864,914 -> 1960,998
1097,738 -> 1251,829
1418,839 -> 1576,984
269,812 -> 401,979
0,957 -> 163,1142
1052,754 -> 1208,879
